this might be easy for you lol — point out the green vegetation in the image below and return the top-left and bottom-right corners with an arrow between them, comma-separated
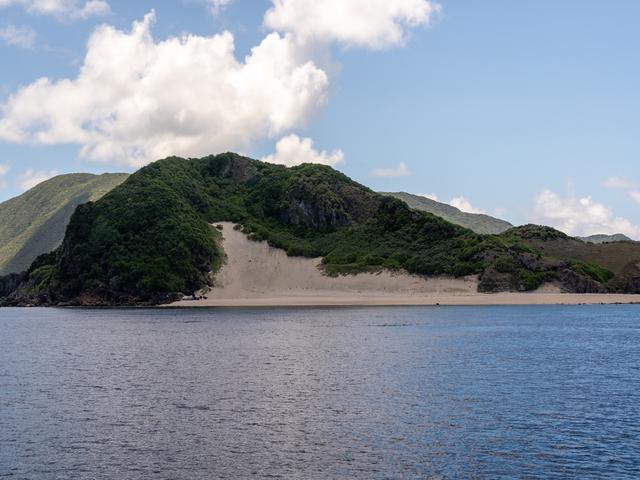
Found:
517,269 -> 548,291
0,173 -> 129,275
505,224 -> 570,241
507,224 -> 640,289
569,261 -> 614,284
54,159 -> 221,302
383,191 -> 513,234
2,154 -> 636,306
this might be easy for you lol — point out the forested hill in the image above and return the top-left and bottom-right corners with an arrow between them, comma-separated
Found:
1,154 -> 637,306
0,173 -> 129,275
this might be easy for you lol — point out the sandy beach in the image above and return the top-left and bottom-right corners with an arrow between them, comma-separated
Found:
168,223 -> 640,307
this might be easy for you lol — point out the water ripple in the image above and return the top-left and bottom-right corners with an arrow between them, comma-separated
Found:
0,305 -> 639,479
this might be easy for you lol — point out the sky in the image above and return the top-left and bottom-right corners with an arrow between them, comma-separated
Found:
1,0 -> 639,238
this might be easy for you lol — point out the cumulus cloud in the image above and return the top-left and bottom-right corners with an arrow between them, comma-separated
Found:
0,0 -> 109,19
0,25 -> 36,48
264,0 -> 441,49
372,162 -> 411,177
630,191 -> 640,203
0,2 -> 438,168
19,168 -> 58,191
533,189 -> 640,240
0,12 -> 330,167
449,196 -> 484,214
262,134 -> 344,167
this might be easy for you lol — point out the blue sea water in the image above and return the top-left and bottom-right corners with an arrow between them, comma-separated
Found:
1,305 -> 639,479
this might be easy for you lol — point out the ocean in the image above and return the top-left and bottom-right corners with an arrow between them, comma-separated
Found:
1,305 -> 639,479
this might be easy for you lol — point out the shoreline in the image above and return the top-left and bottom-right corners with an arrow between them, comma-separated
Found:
165,223 -> 640,308
167,293 -> 640,308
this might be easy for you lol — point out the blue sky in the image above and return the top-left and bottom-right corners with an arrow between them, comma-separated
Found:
1,0 -> 639,238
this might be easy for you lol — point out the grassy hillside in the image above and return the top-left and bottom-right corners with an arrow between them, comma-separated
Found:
1,154 -> 634,306
0,173 -> 129,275
509,225 -> 640,293
383,191 -> 513,234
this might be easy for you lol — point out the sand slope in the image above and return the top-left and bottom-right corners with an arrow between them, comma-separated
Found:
169,223 -> 640,307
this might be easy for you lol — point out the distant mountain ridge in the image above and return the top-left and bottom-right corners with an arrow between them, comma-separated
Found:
578,234 -> 633,244
382,192 -> 513,234
0,173 -> 129,275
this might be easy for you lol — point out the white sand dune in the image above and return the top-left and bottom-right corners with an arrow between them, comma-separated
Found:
168,223 -> 640,307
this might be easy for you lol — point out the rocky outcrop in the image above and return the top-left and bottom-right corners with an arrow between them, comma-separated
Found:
476,249 -> 612,294
0,273 -> 25,300
0,276 -> 183,306
279,172 -> 381,231
202,152 -> 258,184
281,197 -> 349,230
555,269 -> 608,293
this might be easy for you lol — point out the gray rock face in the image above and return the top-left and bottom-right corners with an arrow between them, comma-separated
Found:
0,273 -> 25,299
555,269 -> 608,294
477,267 -> 516,292
282,198 -> 349,230
205,153 -> 258,181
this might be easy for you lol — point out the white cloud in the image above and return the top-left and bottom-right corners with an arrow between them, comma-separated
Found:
372,162 -> 411,177
420,192 -> 438,201
533,188 -> 640,240
207,0 -> 232,14
0,25 -> 36,48
264,0 -> 441,49
449,196 -> 484,214
19,169 -> 58,191
0,12 -> 330,167
0,0 -> 109,19
262,134 -> 344,167
605,176 -> 632,189
0,2 -> 438,168
77,0 -> 108,18
630,191 -> 640,203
